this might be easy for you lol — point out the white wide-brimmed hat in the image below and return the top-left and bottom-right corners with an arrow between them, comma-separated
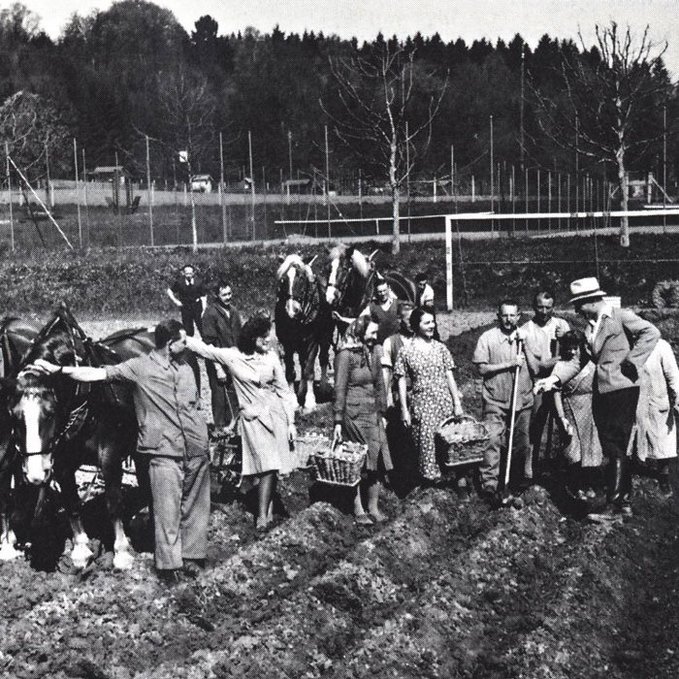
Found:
569,277 -> 607,304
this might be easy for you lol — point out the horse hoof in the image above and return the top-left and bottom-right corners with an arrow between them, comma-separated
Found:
71,544 -> 93,570
113,550 -> 134,571
0,544 -> 21,561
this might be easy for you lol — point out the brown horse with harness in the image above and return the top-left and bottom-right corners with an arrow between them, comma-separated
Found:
0,307 -> 143,569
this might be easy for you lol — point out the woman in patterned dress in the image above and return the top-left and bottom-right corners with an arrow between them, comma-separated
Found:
552,331 -> 602,498
334,316 -> 392,524
186,315 -> 297,531
394,308 -> 463,484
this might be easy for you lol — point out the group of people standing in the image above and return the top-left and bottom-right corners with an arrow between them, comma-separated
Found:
476,277 -> 676,521
333,273 -> 464,522
33,263 -> 678,582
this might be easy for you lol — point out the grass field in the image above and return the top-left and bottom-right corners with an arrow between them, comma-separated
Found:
1,230 -> 679,319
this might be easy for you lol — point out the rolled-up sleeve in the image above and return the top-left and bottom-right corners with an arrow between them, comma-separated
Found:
472,333 -> 489,366
105,357 -> 142,384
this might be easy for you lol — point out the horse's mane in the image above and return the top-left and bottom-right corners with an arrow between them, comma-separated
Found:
25,332 -> 75,367
350,249 -> 371,279
277,253 -> 315,283
328,244 -> 371,279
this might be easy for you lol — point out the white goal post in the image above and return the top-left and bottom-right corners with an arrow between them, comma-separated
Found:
444,208 -> 679,310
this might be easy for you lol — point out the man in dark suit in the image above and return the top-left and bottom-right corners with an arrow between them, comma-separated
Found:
166,264 -> 207,400
166,264 -> 207,337
201,281 -> 242,432
537,277 -> 660,519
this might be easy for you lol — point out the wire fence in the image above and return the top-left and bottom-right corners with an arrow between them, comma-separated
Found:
0,158 -> 676,250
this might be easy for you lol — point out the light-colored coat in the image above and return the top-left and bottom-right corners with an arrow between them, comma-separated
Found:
554,308 -> 660,393
634,339 -> 679,461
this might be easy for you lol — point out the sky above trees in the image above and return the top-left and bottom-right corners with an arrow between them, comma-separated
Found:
23,0 -> 679,77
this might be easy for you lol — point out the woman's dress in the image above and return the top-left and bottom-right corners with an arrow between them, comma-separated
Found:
393,340 -> 456,480
558,360 -> 602,467
333,345 -> 392,472
187,341 -> 296,476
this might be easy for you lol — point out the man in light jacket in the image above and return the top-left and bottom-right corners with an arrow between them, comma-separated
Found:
537,277 -> 660,519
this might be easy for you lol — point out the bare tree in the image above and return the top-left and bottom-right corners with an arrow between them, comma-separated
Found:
0,90 -> 70,181
532,23 -> 671,247
322,42 -> 447,254
157,67 -> 216,250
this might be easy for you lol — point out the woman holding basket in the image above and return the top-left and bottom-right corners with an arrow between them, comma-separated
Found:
333,316 -> 392,524
394,308 -> 464,486
186,315 -> 297,531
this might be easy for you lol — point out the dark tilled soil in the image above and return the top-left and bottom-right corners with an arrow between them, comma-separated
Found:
2,458 -> 678,679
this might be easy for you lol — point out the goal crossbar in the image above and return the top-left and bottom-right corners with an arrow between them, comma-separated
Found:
443,208 -> 679,311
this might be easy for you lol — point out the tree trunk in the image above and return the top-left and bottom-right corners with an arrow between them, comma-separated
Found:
391,182 -> 400,255
616,146 -> 630,248
187,159 -> 198,251
389,136 -> 400,255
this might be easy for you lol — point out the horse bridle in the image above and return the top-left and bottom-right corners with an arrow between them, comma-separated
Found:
283,267 -> 320,323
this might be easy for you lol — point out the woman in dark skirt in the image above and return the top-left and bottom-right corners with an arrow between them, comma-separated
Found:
333,316 -> 393,524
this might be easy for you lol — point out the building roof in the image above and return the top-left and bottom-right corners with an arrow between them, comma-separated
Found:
90,166 -> 130,175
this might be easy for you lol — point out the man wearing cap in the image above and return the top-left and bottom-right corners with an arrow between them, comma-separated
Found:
521,291 -> 570,480
537,277 -> 660,519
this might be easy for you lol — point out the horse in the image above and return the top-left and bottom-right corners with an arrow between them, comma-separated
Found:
99,326 -> 155,361
0,306 -> 139,570
274,253 -> 332,411
325,244 -> 417,330
0,317 -> 40,560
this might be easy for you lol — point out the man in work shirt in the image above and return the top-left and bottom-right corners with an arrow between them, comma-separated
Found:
35,319 -> 210,584
521,290 -> 570,480
473,299 -> 539,507
360,278 -> 400,344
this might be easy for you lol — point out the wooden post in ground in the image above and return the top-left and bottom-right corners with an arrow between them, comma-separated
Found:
73,138 -> 82,248
5,142 -> 14,251
146,135 -> 154,247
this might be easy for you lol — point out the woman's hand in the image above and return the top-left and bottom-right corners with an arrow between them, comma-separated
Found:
401,408 -> 411,428
333,423 -> 343,445
288,424 -> 297,441
454,403 -> 464,418
32,358 -> 60,375
560,417 -> 573,437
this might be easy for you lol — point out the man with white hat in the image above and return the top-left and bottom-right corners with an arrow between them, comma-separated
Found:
536,277 -> 660,519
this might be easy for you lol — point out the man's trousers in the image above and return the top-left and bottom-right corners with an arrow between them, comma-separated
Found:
148,454 -> 211,571
480,406 -> 532,492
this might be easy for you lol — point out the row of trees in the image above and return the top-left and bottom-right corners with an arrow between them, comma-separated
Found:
0,1 -> 676,249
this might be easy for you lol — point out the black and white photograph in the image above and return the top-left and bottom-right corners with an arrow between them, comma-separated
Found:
0,0 -> 679,676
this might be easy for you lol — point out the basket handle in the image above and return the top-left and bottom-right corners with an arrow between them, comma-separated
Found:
452,414 -> 476,423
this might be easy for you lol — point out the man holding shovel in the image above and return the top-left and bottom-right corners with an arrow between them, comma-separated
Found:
473,300 -> 539,508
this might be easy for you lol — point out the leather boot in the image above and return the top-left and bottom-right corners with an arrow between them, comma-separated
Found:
617,459 -> 633,516
607,457 -> 624,506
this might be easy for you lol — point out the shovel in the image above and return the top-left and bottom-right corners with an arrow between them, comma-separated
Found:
502,337 -> 523,506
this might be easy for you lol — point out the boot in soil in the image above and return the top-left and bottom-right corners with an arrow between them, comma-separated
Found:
606,457 -> 625,506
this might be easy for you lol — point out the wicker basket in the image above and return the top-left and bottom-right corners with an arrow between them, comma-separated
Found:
438,415 -> 489,467
312,441 -> 368,487
293,433 -> 332,470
